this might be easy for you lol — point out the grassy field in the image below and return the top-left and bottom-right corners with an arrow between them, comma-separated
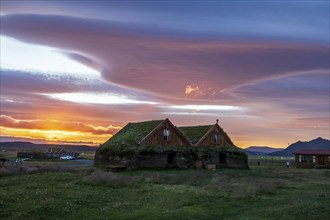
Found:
0,150 -> 18,160
1,161 -> 329,220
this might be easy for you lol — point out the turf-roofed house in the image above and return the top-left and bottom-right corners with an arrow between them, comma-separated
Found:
179,119 -> 248,169
95,118 -> 248,170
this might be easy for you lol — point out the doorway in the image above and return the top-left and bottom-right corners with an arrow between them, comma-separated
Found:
219,152 -> 226,164
167,152 -> 176,167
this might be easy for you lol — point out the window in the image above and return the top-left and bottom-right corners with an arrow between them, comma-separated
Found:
304,155 -> 313,162
312,156 -> 316,163
163,129 -> 170,141
299,155 -> 313,162
214,133 -> 219,144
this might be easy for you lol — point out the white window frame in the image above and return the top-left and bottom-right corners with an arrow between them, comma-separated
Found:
214,133 -> 219,144
163,129 -> 170,141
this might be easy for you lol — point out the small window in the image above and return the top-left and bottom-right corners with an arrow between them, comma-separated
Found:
312,156 -> 316,163
163,129 -> 170,141
214,133 -> 219,144
299,155 -> 302,162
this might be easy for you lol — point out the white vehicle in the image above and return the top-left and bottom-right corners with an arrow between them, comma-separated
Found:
60,155 -> 76,160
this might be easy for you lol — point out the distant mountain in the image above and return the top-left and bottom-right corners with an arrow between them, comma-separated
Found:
245,146 -> 284,155
268,137 -> 330,157
244,150 -> 257,156
0,141 -> 98,152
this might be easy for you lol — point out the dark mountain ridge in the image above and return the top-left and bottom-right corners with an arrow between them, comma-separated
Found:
268,137 -> 330,157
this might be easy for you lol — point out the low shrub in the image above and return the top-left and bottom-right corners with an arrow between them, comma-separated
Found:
0,166 -> 27,176
26,167 -> 40,174
0,167 -> 12,176
78,167 -> 96,175
142,170 -> 213,186
86,171 -> 141,186
0,163 -> 79,176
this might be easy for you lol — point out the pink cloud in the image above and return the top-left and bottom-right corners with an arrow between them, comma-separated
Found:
1,14 -> 328,101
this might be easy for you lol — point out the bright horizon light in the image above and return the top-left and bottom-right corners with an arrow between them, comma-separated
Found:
0,36 -> 99,77
0,127 -> 109,145
44,92 -> 158,105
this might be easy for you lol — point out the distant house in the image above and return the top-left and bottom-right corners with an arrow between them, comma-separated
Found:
17,147 -> 79,159
294,150 -> 330,168
95,118 -> 248,169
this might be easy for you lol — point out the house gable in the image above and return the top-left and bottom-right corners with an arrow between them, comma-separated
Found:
140,118 -> 191,147
196,123 -> 234,148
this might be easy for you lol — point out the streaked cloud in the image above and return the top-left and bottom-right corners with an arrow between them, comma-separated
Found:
1,1 -> 328,43
0,36 -> 100,78
169,105 -> 242,111
1,14 -> 328,101
44,92 -> 158,105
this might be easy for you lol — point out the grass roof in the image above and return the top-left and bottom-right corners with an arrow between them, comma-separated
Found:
178,125 -> 211,144
102,120 -> 164,148
99,120 -> 243,155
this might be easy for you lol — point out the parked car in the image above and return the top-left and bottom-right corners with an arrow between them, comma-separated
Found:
60,155 -> 76,160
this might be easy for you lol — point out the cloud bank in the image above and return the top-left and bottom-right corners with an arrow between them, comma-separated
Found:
0,1 -> 329,147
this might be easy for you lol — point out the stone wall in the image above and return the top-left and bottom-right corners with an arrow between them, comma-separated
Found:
226,157 -> 249,168
130,153 -> 168,168
95,150 -> 249,169
94,150 -> 110,166
174,152 -> 191,168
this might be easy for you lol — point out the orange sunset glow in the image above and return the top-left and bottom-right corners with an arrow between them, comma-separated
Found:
0,1 -> 329,149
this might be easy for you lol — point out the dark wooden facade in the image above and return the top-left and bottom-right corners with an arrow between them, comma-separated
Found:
294,150 -> 330,168
195,151 -> 248,169
140,119 -> 191,147
196,123 -> 233,147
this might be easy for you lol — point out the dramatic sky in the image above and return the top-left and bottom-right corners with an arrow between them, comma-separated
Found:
0,1 -> 329,148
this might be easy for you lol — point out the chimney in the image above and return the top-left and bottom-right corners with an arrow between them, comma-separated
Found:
216,119 -> 219,124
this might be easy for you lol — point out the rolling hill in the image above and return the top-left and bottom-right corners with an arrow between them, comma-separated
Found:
0,141 -> 98,152
244,146 -> 283,156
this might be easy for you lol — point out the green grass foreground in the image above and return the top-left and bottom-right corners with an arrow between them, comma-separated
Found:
0,165 -> 329,220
